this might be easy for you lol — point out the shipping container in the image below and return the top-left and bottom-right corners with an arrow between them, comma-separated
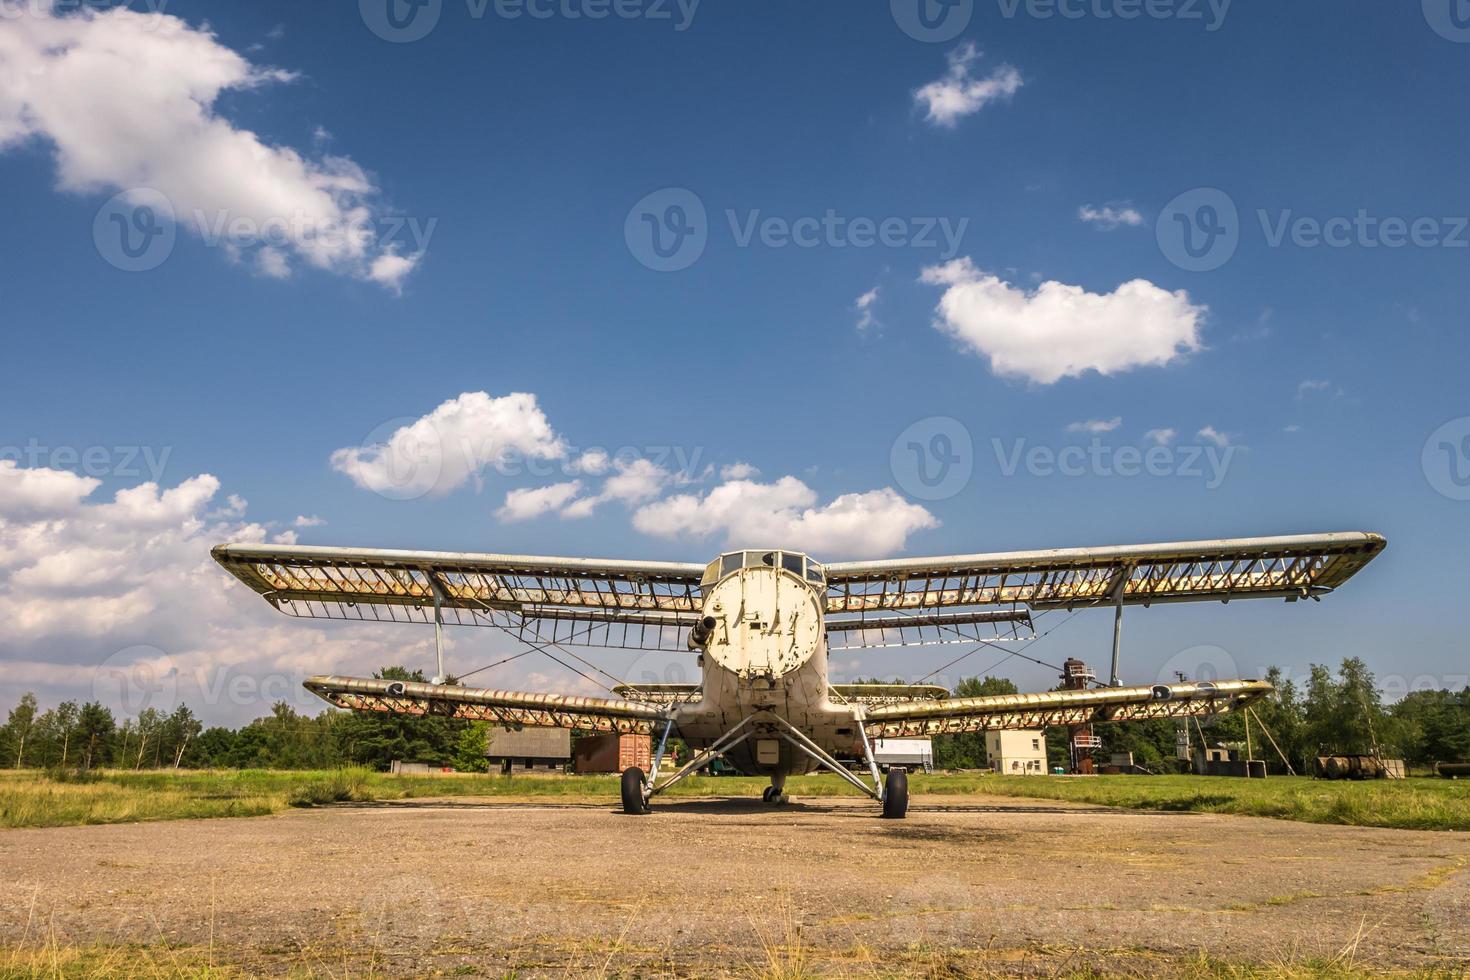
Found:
573,733 -> 652,774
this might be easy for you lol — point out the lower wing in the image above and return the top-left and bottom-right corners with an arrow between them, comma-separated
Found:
860,680 -> 1271,737
305,675 -> 667,734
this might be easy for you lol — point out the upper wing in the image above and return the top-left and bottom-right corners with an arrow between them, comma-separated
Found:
861,679 -> 1272,738
212,543 -> 705,649
305,675 -> 667,733
824,532 -> 1385,614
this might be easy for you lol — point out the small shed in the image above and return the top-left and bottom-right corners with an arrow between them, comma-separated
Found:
485,727 -> 571,773
987,729 -> 1048,775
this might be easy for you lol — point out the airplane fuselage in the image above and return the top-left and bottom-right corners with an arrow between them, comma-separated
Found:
669,551 -> 855,785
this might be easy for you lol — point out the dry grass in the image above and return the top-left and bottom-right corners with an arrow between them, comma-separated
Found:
2,769 -> 1467,834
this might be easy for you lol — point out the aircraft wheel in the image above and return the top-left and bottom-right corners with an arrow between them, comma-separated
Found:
621,767 -> 649,815
761,786 -> 773,803
882,768 -> 909,819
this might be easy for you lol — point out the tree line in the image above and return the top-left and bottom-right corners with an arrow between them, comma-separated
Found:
874,658 -> 1470,774
2,658 -> 1465,774
0,668 -> 482,773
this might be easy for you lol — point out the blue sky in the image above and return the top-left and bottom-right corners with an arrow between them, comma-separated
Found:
1,0 -> 1467,721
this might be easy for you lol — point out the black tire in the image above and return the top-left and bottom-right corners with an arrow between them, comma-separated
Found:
620,766 -> 648,815
882,768 -> 909,819
761,786 -> 772,802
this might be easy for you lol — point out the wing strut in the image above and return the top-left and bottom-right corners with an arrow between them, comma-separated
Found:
1109,579 -> 1125,687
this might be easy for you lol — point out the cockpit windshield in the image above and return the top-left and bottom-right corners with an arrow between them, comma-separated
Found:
702,551 -> 824,586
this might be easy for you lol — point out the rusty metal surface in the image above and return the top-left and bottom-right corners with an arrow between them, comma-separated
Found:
830,684 -> 951,705
304,675 -> 666,734
211,544 -> 705,614
862,680 -> 1273,738
824,607 -> 1034,650
823,533 -> 1385,613
612,683 -> 702,704
211,544 -> 709,651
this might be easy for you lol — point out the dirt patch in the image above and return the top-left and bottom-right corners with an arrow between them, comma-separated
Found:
0,793 -> 1466,976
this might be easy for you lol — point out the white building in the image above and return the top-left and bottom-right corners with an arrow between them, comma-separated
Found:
987,729 -> 1048,775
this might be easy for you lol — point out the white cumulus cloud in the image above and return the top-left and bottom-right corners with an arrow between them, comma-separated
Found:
496,480 -> 584,523
1078,204 -> 1144,229
854,287 -> 881,333
1066,418 -> 1122,434
1144,427 -> 1178,446
632,477 -> 937,560
331,392 -> 567,499
1197,426 -> 1232,447
501,456 -> 674,522
914,42 -> 1022,129
920,257 -> 1205,385
0,460 -> 100,517
0,1 -> 420,288
720,462 -> 760,480
0,466 -> 426,725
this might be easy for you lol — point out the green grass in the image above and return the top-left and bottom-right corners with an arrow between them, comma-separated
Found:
969,772 -> 1470,832
0,768 -> 1465,833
